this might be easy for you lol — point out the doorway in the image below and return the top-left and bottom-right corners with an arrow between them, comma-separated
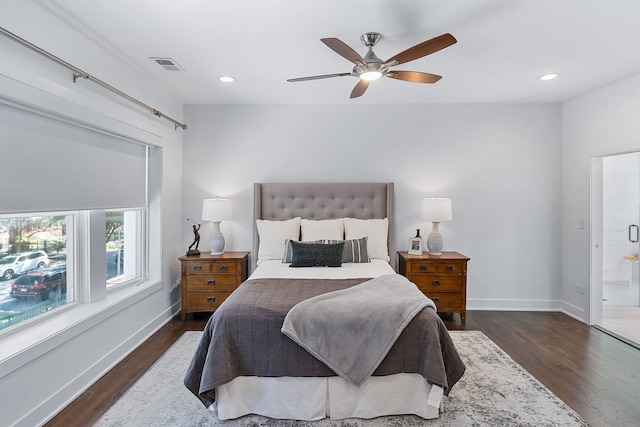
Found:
592,152 -> 640,346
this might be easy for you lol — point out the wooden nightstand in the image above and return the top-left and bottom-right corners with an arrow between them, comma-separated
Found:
179,252 -> 249,321
398,251 -> 470,321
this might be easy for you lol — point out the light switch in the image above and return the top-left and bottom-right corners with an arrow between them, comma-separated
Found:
578,218 -> 585,229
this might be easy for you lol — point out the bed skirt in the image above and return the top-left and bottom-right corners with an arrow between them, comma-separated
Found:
213,373 -> 443,421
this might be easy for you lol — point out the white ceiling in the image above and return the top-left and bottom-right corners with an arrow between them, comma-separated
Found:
38,0 -> 640,105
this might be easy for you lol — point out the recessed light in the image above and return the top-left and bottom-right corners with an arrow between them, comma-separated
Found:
537,73 -> 559,81
219,76 -> 236,83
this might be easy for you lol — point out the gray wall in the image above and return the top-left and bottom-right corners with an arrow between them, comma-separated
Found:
183,103 -> 562,310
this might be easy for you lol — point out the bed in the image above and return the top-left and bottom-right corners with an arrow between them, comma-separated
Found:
184,182 -> 465,421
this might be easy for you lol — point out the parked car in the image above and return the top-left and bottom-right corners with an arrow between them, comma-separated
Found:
0,250 -> 49,280
114,247 -> 124,264
10,265 -> 66,300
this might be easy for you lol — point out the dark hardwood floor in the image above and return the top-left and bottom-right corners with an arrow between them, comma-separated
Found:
46,311 -> 640,427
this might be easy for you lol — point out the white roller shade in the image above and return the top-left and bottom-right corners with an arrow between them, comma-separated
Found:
0,102 -> 147,213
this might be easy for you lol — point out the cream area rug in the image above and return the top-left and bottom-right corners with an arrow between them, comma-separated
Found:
94,331 -> 587,427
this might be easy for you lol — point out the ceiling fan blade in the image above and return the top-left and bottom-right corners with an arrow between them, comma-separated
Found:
385,33 -> 457,66
321,38 -> 364,64
386,71 -> 442,84
350,80 -> 369,99
287,72 -> 351,82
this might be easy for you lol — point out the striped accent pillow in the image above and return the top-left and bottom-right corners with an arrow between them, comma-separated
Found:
283,239 -> 297,263
324,237 -> 370,263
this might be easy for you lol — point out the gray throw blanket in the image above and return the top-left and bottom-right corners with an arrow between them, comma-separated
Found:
281,274 -> 436,386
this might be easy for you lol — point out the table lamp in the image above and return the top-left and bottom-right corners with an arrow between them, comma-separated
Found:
201,198 -> 232,255
421,197 -> 453,256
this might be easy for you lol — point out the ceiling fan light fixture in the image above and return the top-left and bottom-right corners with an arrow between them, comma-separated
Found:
537,73 -> 559,81
356,62 -> 384,81
360,71 -> 383,81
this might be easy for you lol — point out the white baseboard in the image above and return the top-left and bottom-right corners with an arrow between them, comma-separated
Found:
467,298 -> 589,325
468,298 -> 562,311
5,284 -> 181,427
559,300 -> 587,322
37,301 -> 180,427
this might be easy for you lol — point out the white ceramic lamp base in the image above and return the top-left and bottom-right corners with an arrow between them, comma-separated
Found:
426,221 -> 444,256
209,221 -> 225,255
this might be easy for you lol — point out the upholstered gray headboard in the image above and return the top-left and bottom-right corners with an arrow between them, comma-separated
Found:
252,182 -> 396,272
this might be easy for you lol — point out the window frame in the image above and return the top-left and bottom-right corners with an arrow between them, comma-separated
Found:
106,207 -> 148,290
0,205 -> 149,335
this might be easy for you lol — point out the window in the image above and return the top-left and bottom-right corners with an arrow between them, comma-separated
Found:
0,90 -> 154,333
0,214 -> 70,331
0,208 -> 148,331
106,209 -> 145,287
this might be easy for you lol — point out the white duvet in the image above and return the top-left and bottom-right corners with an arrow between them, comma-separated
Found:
248,258 -> 396,280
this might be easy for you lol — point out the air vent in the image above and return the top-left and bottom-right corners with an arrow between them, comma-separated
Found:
150,57 -> 184,71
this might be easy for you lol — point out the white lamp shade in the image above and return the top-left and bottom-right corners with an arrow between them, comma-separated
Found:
201,198 -> 232,222
421,197 -> 453,222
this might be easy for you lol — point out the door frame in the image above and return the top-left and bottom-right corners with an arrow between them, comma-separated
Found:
590,156 -> 603,325
590,142 -> 640,325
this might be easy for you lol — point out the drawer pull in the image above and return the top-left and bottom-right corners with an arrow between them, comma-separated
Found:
207,280 -> 216,285
433,297 -> 441,303
207,297 -> 216,303
193,265 -> 203,271
445,265 -> 454,272
432,280 -> 441,286
219,265 -> 229,271
419,265 -> 429,271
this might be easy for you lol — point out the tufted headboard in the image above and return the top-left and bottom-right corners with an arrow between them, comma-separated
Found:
252,182 -> 395,272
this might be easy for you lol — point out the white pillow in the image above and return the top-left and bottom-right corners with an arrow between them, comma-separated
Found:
344,217 -> 389,261
301,218 -> 344,241
256,217 -> 301,264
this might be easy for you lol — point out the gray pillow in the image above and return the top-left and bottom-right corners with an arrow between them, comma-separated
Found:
324,237 -> 370,263
289,241 -> 344,267
283,239 -> 322,263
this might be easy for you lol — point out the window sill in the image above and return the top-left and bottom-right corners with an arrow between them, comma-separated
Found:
0,279 -> 164,379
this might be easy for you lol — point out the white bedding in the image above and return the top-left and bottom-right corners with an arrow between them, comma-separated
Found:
215,374 -> 442,420
215,260 -> 444,421
248,258 -> 396,280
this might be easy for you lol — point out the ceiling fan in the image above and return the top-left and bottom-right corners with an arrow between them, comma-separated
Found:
287,32 -> 457,99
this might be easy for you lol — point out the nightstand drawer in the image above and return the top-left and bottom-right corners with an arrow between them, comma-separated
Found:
436,261 -> 464,274
185,261 -> 239,274
412,275 -> 462,292
410,262 -> 438,274
186,290 -> 234,309
187,274 -> 239,291
210,261 -> 239,274
426,292 -> 462,310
